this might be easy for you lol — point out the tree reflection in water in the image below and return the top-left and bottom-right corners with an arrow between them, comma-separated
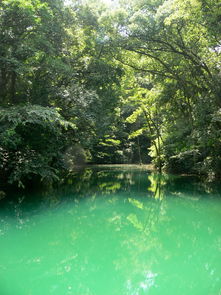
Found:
0,166 -> 221,295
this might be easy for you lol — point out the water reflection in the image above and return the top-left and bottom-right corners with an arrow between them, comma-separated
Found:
58,166 -> 220,201
148,174 -> 169,200
0,167 -> 221,295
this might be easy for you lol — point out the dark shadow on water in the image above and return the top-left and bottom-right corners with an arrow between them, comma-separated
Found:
1,165 -> 221,215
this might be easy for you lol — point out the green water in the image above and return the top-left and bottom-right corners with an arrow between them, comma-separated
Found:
0,167 -> 221,295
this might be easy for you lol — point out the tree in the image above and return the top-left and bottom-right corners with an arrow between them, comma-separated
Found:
0,104 -> 75,187
104,0 -> 221,177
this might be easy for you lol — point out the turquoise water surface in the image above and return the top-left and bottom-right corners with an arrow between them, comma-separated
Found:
0,167 -> 221,295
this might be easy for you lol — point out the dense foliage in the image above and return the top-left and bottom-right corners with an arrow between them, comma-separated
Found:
0,0 -> 220,187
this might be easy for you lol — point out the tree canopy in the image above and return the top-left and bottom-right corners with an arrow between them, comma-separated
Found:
0,0 -> 221,187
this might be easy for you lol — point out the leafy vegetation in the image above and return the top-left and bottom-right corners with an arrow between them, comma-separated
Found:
0,0 -> 221,187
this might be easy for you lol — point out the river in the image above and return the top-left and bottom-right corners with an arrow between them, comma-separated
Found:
0,166 -> 221,294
